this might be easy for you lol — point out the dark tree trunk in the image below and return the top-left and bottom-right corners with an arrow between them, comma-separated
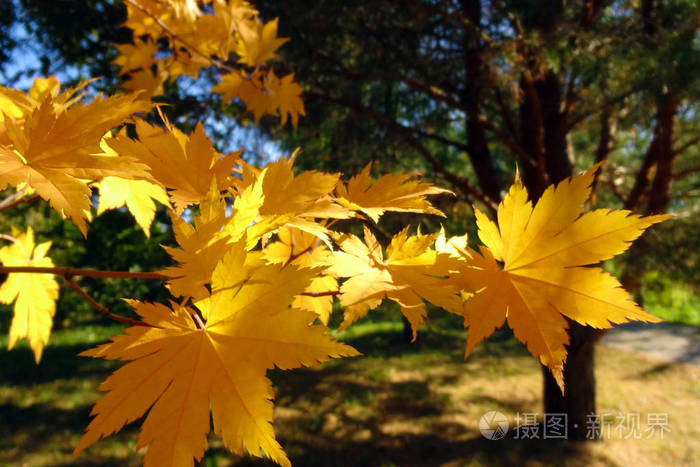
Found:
590,107 -> 615,204
543,324 -> 604,440
623,95 -> 677,211
461,0 -> 502,205
539,71 -> 573,184
517,47 -> 598,440
646,94 -> 679,215
536,73 -> 594,438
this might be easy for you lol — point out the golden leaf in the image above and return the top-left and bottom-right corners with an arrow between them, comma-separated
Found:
75,245 -> 359,467
0,85 -> 152,234
455,165 -> 670,390
106,119 -> 241,213
335,162 -> 451,223
0,227 -> 58,362
264,226 -> 337,324
331,226 -> 463,339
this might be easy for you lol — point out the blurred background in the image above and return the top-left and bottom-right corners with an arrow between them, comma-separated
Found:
0,1 -> 697,465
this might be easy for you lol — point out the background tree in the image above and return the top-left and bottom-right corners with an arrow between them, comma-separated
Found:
252,0 -> 699,439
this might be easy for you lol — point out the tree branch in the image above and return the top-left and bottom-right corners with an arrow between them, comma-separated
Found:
0,193 -> 41,212
299,290 -> 342,297
65,277 -> 148,327
306,89 -> 497,213
122,0 -> 234,73
0,266 -> 168,280
673,165 -> 700,180
672,136 -> 700,156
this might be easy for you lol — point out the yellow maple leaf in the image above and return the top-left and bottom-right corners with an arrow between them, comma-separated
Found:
226,157 -> 342,248
455,165 -> 670,390
212,70 -> 271,122
0,76 -> 63,125
0,87 -> 152,234
330,226 -> 463,339
160,181 -> 271,299
168,0 -> 201,21
123,0 -> 172,38
335,162 -> 452,223
159,185 -> 234,300
106,119 -> 241,213
264,72 -> 305,128
0,227 -> 59,362
113,38 -> 159,76
235,17 -> 289,67
75,246 -> 359,467
95,137 -> 170,237
264,226 -> 338,324
122,67 -> 167,97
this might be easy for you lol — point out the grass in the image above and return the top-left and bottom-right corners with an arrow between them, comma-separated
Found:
0,315 -> 698,466
642,272 -> 700,326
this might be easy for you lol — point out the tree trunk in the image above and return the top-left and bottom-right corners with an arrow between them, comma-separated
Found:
543,324 -> 604,440
461,0 -> 502,205
645,94 -> 679,214
517,52 -> 600,440
620,93 -> 678,302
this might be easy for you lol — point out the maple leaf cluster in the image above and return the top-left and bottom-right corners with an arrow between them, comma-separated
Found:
116,0 -> 305,127
0,3 -> 671,466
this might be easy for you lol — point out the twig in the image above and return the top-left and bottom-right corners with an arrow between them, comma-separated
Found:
185,307 -> 206,329
0,265 -> 169,280
65,277 -> 148,327
123,0 -> 235,73
299,290 -> 341,297
0,194 -> 41,212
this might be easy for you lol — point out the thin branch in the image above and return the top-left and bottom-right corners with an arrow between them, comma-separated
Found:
477,116 -> 535,167
0,194 -> 41,212
672,136 -> 700,156
185,307 -> 206,329
566,88 -> 637,130
299,290 -> 342,297
0,186 -> 27,209
0,265 -> 168,280
357,212 -> 392,245
493,85 -> 519,142
673,165 -> 700,180
123,0 -> 234,73
65,277 -> 148,327
0,233 -> 20,245
306,89 -> 496,212
284,243 -> 315,268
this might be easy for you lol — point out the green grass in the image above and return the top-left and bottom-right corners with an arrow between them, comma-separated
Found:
642,272 -> 700,326
1,314 -> 698,466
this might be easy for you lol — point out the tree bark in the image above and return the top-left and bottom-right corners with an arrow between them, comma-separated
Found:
543,324 -> 604,439
646,94 -> 679,214
461,0 -> 502,205
516,33 -> 598,440
620,93 -> 678,303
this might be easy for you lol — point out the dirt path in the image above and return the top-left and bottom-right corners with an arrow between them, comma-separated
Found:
602,321 -> 700,366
